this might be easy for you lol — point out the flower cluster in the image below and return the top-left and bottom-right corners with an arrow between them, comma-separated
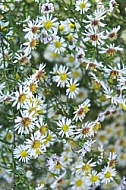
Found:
0,0 -> 126,190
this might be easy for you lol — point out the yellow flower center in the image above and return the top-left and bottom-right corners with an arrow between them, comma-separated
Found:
69,23 -> 75,29
21,117 -> 31,127
68,56 -> 75,63
82,164 -> 91,171
29,107 -> 37,114
109,147 -> 116,153
32,140 -> 41,149
5,133 -> 13,141
99,135 -> 106,142
62,124 -> 69,132
76,179 -> 83,187
40,125 -> 48,135
51,52 -> 58,58
32,26 -> 39,34
67,34 -> 73,41
120,154 -> 126,160
60,73 -> 67,81
121,103 -> 126,111
30,39 -> 38,48
55,163 -> 62,169
83,105 -> 89,114
20,150 -> 28,158
59,25 -> 64,31
18,93 -> 26,103
92,80 -> 101,90
72,71 -> 80,78
69,84 -> 76,92
105,171 -> 111,179
55,41 -> 62,48
29,83 -> 37,93
36,149 -> 42,155
80,3 -> 86,9
91,175 -> 99,183
93,123 -> 101,132
46,134 -> 52,141
44,20 -> 52,29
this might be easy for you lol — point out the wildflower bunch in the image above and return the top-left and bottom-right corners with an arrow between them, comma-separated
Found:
0,0 -> 126,190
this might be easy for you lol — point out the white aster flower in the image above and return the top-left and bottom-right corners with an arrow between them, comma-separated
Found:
53,65 -> 70,88
77,139 -> 96,156
13,145 -> 30,163
106,25 -> 120,41
23,17 -> 42,38
14,52 -> 31,65
49,36 -> 67,54
76,158 -> 96,175
46,154 -> 63,173
83,27 -> 107,46
109,0 -> 117,13
73,99 -> 91,121
75,0 -> 91,14
33,63 -> 46,81
23,33 -> 39,55
14,112 -> 35,135
66,79 -> 79,99
35,117 -> 48,136
83,7 -> 106,29
12,85 -> 29,110
25,133 -> 45,158
102,83 -> 121,105
40,1 -> 54,14
74,122 -> 94,140
99,43 -> 123,56
56,117 -> 75,138
43,130 -> 57,147
70,175 -> 88,190
41,14 -> 59,33
100,166 -> 116,184
87,170 -> 101,186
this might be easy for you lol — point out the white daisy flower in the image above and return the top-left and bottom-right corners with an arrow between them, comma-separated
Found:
49,36 -> 67,54
74,122 -> 94,140
100,166 -> 116,184
12,85 -> 29,110
70,175 -> 88,190
14,112 -> 35,135
75,158 -> 96,174
73,99 -> 91,121
25,132 -> 45,158
13,145 -> 30,163
87,170 -> 101,186
53,65 -> 70,88
41,14 -> 59,33
23,16 -> 42,38
106,25 -> 120,41
99,43 -> 123,56
83,7 -> 106,29
32,63 -> 46,81
23,33 -> 39,55
40,1 -> 54,14
75,0 -> 91,14
56,117 -> 75,138
83,27 -> 107,46
77,139 -> 96,156
66,79 -> 79,99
